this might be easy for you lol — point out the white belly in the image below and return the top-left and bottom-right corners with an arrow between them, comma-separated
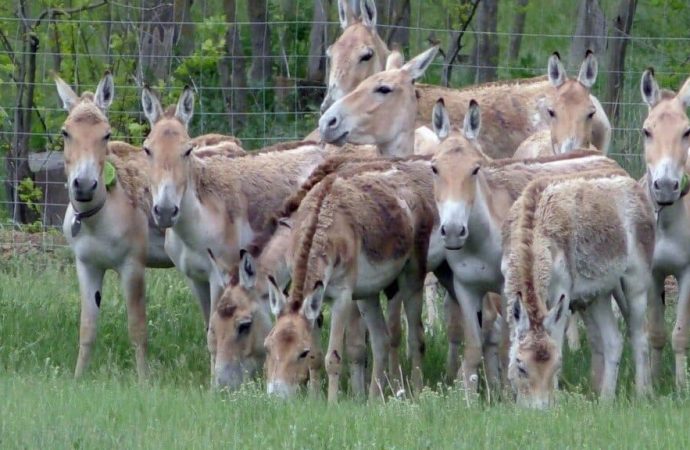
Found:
353,253 -> 406,297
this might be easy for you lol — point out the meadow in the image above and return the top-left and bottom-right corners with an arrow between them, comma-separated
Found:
1,241 -> 689,449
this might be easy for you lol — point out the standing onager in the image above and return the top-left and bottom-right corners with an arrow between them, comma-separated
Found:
55,73 -> 174,380
140,87 -> 327,331
431,149 -> 623,393
320,0 -> 611,158
502,174 -> 654,408
513,51 -> 609,158
639,69 -> 690,389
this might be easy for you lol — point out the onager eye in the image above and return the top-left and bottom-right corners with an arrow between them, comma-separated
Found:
587,110 -> 596,120
547,108 -> 556,118
61,129 -> 69,139
683,128 -> 690,139
642,128 -> 652,138
104,131 -> 112,141
431,165 -> 438,175
471,165 -> 480,176
375,85 -> 392,95
183,146 -> 194,157
518,366 -> 528,378
143,147 -> 152,156
238,321 -> 252,336
360,51 -> 373,62
298,349 -> 310,360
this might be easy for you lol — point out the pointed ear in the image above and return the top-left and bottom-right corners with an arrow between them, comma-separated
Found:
386,51 -> 404,70
462,99 -> 481,141
301,281 -> 325,324
54,76 -> 79,111
207,249 -> 231,289
547,52 -> 567,88
401,45 -> 439,81
431,98 -> 450,140
141,87 -> 163,126
94,71 -> 115,111
577,50 -> 597,89
337,0 -> 355,29
238,249 -> 257,289
544,294 -> 569,334
513,294 -> 530,333
267,275 -> 287,317
360,0 -> 377,29
676,77 -> 690,109
175,86 -> 194,128
640,68 -> 661,108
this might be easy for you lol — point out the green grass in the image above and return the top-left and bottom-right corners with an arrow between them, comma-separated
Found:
1,252 -> 689,449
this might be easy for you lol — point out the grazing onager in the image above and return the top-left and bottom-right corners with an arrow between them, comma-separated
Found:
502,174 -> 654,408
55,73 -> 174,380
320,0 -> 611,158
639,69 -> 690,389
513,51 -> 609,158
431,149 -> 624,392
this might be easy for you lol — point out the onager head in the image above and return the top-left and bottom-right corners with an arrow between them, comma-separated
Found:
140,86 -> 195,228
543,51 -> 598,154
430,100 -> 487,250
319,45 -> 439,154
207,250 -> 273,391
263,277 -> 323,398
640,68 -> 690,206
55,72 -> 114,207
320,0 -> 389,114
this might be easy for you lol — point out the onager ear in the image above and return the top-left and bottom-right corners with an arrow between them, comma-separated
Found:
337,0 -> 355,29
577,50 -> 598,89
547,52 -> 567,88
267,275 -> 287,317
94,71 -> 115,112
54,76 -> 79,112
175,86 -> 195,128
640,68 -> 661,108
432,98 -> 450,140
463,99 -> 481,141
385,51 -> 404,71
207,249 -> 231,289
676,77 -> 690,109
301,281 -> 325,324
141,87 -> 163,126
360,0 -> 377,29
238,249 -> 257,289
402,45 -> 439,81
544,294 -> 569,334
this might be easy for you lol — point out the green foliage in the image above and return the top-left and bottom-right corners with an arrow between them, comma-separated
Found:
17,178 -> 44,232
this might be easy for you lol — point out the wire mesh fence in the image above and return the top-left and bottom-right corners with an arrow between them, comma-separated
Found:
1,0 -> 690,260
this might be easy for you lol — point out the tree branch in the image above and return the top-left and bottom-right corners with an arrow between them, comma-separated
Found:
34,0 -> 109,28
442,0 -> 481,87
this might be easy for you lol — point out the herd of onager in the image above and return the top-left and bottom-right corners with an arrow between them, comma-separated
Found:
52,0 -> 690,409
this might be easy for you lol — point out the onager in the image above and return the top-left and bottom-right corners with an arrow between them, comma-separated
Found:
55,73 -> 173,380
513,51 -> 608,158
502,174 -> 654,408
140,87 -> 327,330
639,69 -> 690,389
431,149 -> 623,392
321,0 -> 611,158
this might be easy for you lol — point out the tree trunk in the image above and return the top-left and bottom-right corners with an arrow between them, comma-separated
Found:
174,0 -> 195,57
508,0 -> 528,62
138,0 -> 175,82
474,0 -> 499,83
381,0 -> 411,48
604,0 -> 637,124
219,0 -> 248,131
569,0 -> 606,70
307,0 -> 331,82
247,0 -> 272,84
441,0 -> 481,87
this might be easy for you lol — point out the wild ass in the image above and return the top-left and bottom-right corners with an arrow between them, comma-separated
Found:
139,87 -> 327,328
502,173 -> 654,408
513,51 -> 606,158
320,0 -> 611,158
639,69 -> 690,389
431,149 -> 623,392
55,73 -> 174,380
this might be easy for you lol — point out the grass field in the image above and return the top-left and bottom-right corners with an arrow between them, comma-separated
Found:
2,248 -> 690,449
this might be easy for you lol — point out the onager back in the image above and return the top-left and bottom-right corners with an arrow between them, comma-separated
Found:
639,69 -> 690,389
502,174 -> 654,408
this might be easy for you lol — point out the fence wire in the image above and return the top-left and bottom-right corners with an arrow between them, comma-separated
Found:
1,0 -> 689,260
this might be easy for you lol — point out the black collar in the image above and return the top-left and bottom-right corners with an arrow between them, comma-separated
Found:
71,201 -> 105,237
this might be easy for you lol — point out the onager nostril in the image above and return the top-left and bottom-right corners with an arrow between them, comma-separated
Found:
653,180 -> 660,190
172,206 -> 180,217
91,180 -> 98,190
440,225 -> 446,236
459,226 -> 467,237
673,181 -> 680,191
328,117 -> 338,128
73,178 -> 80,188
154,205 -> 160,216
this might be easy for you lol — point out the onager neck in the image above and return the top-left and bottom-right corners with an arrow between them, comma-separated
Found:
377,127 -> 415,157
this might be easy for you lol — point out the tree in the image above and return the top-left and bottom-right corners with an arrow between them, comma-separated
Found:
604,0 -> 637,124
441,0 -> 481,87
307,0 -> 332,82
474,0 -> 498,82
508,0 -> 528,62
380,0 -> 411,48
138,1 -> 176,82
247,0 -> 272,84
569,0 -> 606,71
219,0 -> 248,131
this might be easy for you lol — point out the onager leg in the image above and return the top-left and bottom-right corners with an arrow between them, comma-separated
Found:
386,291 -> 403,389
453,280 -> 483,394
357,297 -> 390,400
345,300 -> 368,398
621,278 -> 652,396
423,273 -> 440,332
583,295 -> 623,400
647,274 -> 667,383
308,320 -> 324,396
188,278 -> 212,328
120,260 -> 148,381
74,261 -> 105,378
325,293 -> 351,403
565,312 -> 582,351
481,293 -> 502,390
672,273 -> 690,390
402,287 -> 426,395
444,293 -> 463,382
580,307 -> 604,394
